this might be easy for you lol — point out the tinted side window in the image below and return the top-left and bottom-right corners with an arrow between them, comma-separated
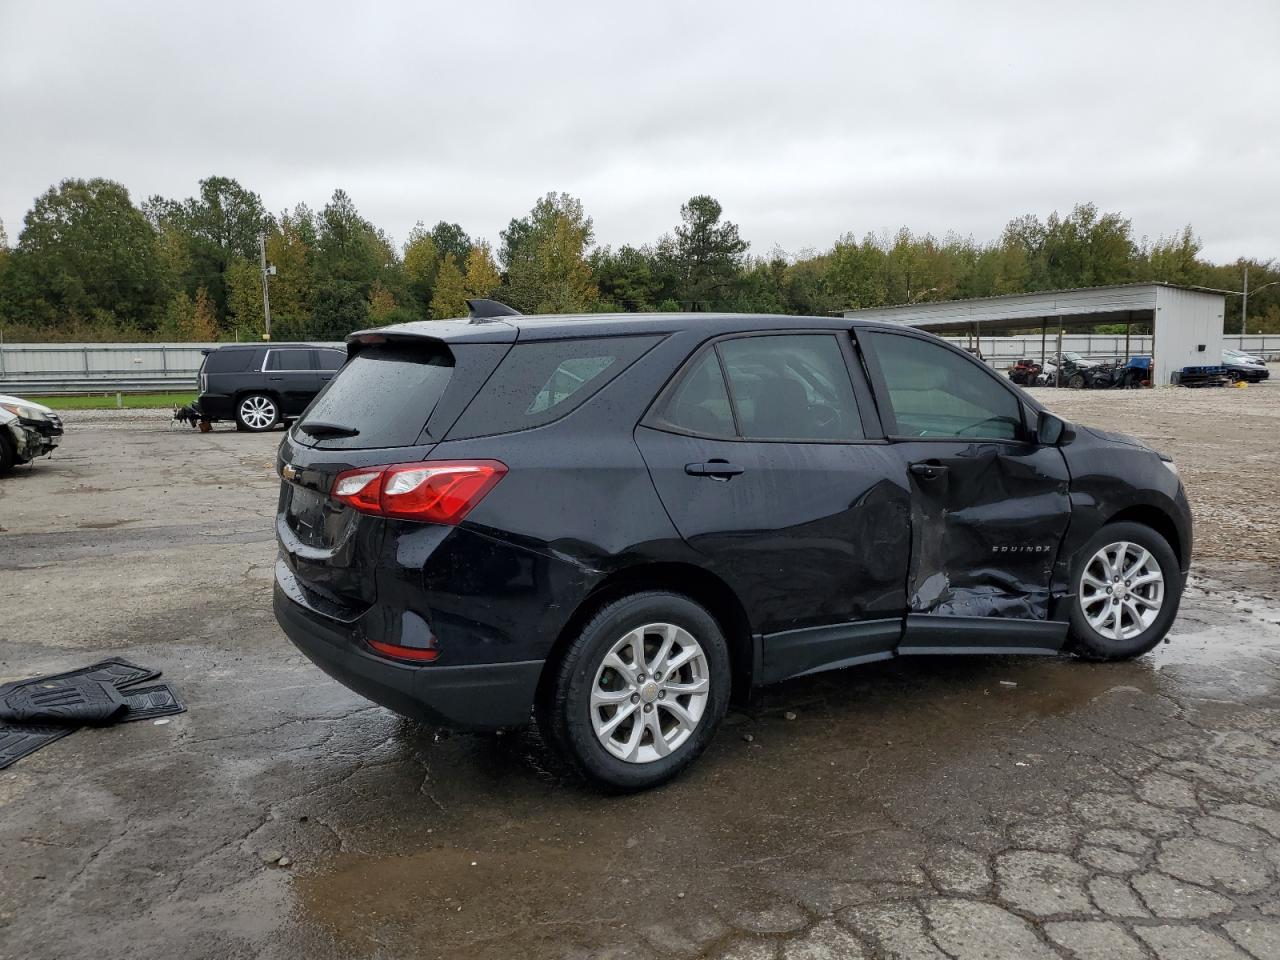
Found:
650,349 -> 736,438
204,349 -> 255,374
315,349 -> 346,371
450,336 -> 660,438
719,335 -> 864,441
864,332 -> 1022,440
265,349 -> 313,371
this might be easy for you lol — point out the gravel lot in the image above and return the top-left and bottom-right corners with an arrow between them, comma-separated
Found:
1,381 -> 1279,960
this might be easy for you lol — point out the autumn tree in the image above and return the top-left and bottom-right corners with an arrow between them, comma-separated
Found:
463,243 -> 501,299
501,192 -> 597,312
430,253 -> 467,319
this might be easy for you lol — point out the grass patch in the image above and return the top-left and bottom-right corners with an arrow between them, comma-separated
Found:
38,392 -> 197,410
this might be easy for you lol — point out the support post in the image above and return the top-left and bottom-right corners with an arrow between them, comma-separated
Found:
1055,326 -> 1063,388
259,233 -> 273,342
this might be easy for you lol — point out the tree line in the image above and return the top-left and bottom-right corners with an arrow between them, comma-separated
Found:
0,176 -> 1275,342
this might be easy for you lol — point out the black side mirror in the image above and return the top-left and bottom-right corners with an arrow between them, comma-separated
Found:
1036,410 -> 1075,446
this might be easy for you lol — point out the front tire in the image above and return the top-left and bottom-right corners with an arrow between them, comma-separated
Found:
235,393 -> 280,432
1066,522 -> 1182,661
542,592 -> 730,792
1068,373 -> 1086,389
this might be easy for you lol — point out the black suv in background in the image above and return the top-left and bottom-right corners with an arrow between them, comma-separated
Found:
192,343 -> 346,431
272,304 -> 1192,791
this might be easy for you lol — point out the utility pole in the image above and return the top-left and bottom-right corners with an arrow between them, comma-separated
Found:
1241,264 -> 1248,337
258,233 -> 274,341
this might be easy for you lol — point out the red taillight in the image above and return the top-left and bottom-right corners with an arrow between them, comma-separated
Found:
367,638 -> 439,662
331,460 -> 507,525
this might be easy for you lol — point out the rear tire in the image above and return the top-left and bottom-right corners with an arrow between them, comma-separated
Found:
235,393 -> 280,432
1066,521 -> 1182,661
541,592 -> 730,792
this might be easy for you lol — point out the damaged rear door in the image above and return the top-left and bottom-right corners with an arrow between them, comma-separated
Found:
857,329 -> 1072,654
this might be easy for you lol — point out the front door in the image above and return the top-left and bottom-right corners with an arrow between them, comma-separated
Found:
857,330 -> 1072,653
634,332 -> 913,684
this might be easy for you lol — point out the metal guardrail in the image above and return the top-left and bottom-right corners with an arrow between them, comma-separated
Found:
0,377 -> 195,396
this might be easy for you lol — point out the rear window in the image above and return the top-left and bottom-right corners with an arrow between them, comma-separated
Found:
204,349 -> 256,374
449,335 -> 660,438
316,348 -> 346,370
294,343 -> 454,449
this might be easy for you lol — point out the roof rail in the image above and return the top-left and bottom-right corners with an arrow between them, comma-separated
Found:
466,298 -> 522,321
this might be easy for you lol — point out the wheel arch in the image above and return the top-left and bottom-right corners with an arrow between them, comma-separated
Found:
536,561 -> 755,709
1104,505 -> 1185,569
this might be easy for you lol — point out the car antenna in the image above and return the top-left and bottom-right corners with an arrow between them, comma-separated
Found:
466,299 -> 523,321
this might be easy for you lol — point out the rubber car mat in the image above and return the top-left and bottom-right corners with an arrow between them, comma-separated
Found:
0,723 -> 75,770
118,682 -> 186,721
0,657 -> 159,697
0,676 -> 128,724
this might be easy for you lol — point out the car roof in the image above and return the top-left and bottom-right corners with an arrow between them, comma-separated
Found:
354,312 -> 917,345
210,342 -> 337,351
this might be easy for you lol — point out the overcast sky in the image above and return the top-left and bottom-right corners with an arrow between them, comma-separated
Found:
2,0 -> 1277,264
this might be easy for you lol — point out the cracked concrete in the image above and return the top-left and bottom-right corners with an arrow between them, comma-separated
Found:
1,387 -> 1280,960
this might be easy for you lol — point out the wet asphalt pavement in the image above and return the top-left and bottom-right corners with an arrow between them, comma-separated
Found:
2,388 -> 1280,960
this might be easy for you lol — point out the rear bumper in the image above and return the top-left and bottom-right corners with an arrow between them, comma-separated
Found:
194,393 -> 236,421
273,559 -> 542,729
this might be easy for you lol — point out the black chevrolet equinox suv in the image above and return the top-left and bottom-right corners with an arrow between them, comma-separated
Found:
273,301 -> 1192,790
194,342 -> 346,431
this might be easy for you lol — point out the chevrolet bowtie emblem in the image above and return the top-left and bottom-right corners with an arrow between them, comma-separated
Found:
282,464 -> 298,481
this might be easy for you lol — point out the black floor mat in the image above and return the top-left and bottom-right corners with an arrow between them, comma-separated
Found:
118,682 -> 186,721
0,659 -> 185,769
0,723 -> 76,770
0,675 -> 128,724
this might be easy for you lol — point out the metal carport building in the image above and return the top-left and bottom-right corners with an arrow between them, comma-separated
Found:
844,283 -> 1226,386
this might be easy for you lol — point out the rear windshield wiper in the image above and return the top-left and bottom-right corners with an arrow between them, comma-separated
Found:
299,421 -> 360,438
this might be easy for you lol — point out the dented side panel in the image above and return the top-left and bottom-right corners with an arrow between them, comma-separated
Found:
892,440 -> 1072,629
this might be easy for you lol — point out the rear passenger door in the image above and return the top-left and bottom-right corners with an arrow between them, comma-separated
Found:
264,348 -> 321,416
634,332 -> 913,684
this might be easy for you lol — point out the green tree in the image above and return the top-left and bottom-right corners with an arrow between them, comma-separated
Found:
144,176 -> 268,323
403,222 -> 440,314
430,253 -> 467,319
1141,226 -> 1201,286
462,243 -> 501,299
224,255 -> 263,339
264,205 -> 316,336
311,190 -> 399,336
5,178 -> 167,331
667,195 -> 748,310
591,244 -> 659,311
429,222 -> 472,266
501,193 -> 597,312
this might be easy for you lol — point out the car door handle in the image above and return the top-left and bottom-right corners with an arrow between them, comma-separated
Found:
909,461 -> 949,480
685,460 -> 744,480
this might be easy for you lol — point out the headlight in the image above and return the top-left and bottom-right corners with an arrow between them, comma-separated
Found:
0,402 -> 49,422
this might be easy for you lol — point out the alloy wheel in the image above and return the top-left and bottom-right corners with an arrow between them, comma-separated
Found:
590,622 -> 710,764
1079,540 -> 1165,641
238,396 -> 277,430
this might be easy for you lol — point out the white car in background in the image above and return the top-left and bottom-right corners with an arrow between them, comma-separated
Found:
0,394 -> 64,475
